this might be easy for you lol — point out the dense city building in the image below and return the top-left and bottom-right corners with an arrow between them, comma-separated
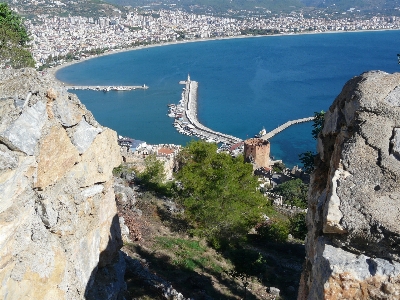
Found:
23,8 -> 400,68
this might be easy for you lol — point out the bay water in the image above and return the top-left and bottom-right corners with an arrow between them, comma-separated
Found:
56,30 -> 400,167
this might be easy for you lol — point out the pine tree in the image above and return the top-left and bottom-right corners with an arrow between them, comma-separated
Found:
0,3 -> 35,68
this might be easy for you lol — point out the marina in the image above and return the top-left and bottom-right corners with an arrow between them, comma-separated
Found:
168,76 -> 243,145
65,85 -> 148,92
168,76 -> 314,146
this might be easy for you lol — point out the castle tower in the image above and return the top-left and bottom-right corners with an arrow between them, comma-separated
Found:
244,138 -> 270,169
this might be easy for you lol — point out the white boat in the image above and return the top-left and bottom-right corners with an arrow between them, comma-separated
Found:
255,127 -> 267,138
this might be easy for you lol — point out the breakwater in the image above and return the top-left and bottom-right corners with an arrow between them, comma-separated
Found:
66,85 -> 148,91
169,77 -> 242,145
169,77 -> 314,145
261,117 -> 314,141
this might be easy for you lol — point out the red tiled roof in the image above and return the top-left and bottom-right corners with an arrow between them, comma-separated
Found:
158,148 -> 175,155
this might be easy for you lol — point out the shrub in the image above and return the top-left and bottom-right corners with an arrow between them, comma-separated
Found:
0,3 -> 35,68
273,179 -> 308,208
257,219 -> 289,243
289,213 -> 307,240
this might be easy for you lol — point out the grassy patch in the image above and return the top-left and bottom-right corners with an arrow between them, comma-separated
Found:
155,237 -> 224,273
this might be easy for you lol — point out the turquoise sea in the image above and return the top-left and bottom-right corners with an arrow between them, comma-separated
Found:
56,30 -> 400,167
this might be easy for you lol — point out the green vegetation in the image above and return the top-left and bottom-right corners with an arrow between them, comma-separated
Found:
155,237 -> 223,272
272,178 -> 308,208
301,0 -> 400,15
298,110 -> 325,173
105,0 -> 304,15
5,0 -> 128,19
0,3 -> 34,68
299,150 -> 315,174
241,28 -> 280,35
272,161 -> 286,173
311,110 -> 325,140
289,213 -> 307,240
131,154 -> 174,196
119,140 -> 307,299
175,140 -> 270,248
257,219 -> 290,243
138,154 -> 166,187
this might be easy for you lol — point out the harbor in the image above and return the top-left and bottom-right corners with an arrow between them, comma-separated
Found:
168,75 -> 314,146
65,85 -> 148,92
168,75 -> 243,145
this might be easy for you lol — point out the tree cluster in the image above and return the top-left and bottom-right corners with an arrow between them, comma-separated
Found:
298,110 -> 325,173
272,178 -> 308,208
175,141 -> 269,248
0,3 -> 34,68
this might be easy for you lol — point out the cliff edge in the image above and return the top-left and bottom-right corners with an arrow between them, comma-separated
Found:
299,71 -> 400,299
0,68 -> 124,299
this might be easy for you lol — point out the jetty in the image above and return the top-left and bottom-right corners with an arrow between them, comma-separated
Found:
261,117 -> 314,140
65,85 -> 148,91
169,75 -> 242,145
168,75 -> 314,145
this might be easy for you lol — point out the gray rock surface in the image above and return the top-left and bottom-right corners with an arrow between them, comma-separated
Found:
0,144 -> 18,171
391,128 -> 400,159
70,119 -> 102,154
299,71 -> 400,299
52,88 -> 83,127
0,101 -> 47,155
0,68 -> 124,300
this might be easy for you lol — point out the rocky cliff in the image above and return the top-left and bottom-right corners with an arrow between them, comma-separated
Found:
0,68 -> 124,299
299,71 -> 400,299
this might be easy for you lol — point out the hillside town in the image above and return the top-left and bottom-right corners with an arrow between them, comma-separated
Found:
25,8 -> 400,67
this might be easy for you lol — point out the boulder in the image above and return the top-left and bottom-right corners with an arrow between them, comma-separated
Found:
0,68 -> 125,300
299,71 -> 400,299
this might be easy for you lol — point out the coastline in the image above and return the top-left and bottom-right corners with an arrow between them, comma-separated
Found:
50,28 -> 400,84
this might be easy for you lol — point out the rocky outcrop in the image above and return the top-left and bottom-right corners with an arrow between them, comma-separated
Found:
299,71 -> 400,299
0,68 -> 124,299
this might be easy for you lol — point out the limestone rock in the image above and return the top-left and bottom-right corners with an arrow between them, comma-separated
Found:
0,68 -> 125,300
299,71 -> 400,299
0,144 -> 18,172
391,128 -> 400,160
52,88 -> 83,127
35,124 -> 80,189
70,119 -> 102,154
81,184 -> 104,198
0,101 -> 47,155
308,239 -> 400,300
0,156 -> 36,214
67,128 -> 122,187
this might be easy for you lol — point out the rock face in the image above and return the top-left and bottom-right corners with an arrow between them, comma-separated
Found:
299,71 -> 400,299
0,68 -> 124,299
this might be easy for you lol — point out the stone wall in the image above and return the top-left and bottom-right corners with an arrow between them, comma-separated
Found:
244,138 -> 270,169
0,68 -> 124,299
298,71 -> 400,299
